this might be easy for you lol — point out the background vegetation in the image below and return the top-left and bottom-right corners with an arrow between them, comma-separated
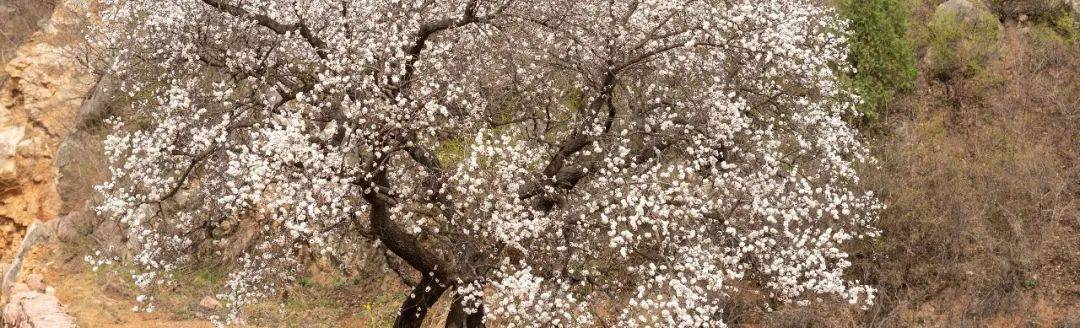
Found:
837,0 -> 919,120
838,0 -> 1078,326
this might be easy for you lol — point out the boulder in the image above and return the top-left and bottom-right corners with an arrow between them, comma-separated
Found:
50,212 -> 81,244
2,289 -> 75,327
199,296 -> 222,311
0,127 -> 22,185
938,0 -> 981,21
936,0 -> 1003,28
8,283 -> 28,295
928,0 -> 1002,80
23,274 -> 43,293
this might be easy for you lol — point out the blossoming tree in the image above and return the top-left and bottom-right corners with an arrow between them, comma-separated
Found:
91,0 -> 881,326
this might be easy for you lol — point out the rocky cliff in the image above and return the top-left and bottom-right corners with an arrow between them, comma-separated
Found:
0,2 -> 93,257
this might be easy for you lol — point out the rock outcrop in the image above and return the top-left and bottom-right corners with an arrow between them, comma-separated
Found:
2,283 -> 75,328
938,0 -> 980,21
0,221 -> 74,327
0,2 -> 94,255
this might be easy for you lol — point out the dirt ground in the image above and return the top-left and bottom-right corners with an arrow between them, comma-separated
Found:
13,232 -> 438,327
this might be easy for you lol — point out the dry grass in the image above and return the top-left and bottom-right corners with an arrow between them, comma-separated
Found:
848,19 -> 1077,328
755,7 -> 1079,326
986,0 -> 1073,22
45,237 -> 415,327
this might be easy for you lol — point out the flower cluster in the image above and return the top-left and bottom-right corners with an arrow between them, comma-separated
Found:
90,0 -> 881,326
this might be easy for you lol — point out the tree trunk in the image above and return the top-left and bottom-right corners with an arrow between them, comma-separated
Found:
394,276 -> 448,328
444,297 -> 485,328
365,169 -> 456,327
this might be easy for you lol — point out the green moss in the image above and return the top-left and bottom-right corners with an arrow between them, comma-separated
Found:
435,138 -> 469,167
837,0 -> 918,119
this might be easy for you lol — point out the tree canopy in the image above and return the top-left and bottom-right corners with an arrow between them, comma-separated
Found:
90,0 -> 881,326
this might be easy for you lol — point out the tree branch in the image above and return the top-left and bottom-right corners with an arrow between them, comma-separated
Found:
198,0 -> 327,58
394,276 -> 448,328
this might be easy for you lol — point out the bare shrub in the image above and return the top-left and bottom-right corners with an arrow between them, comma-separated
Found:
853,19 -> 1080,326
986,0 -> 1072,21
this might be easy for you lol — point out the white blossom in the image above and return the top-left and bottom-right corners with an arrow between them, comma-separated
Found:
90,0 -> 880,326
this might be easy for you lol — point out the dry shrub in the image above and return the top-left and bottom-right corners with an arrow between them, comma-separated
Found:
763,301 -> 860,328
986,0 -> 1072,21
851,20 -> 1080,326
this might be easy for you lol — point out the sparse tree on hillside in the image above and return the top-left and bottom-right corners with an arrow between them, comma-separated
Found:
90,0 -> 881,326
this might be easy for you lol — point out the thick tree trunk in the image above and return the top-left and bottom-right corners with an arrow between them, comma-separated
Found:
365,168 -> 457,327
394,276 -> 449,328
444,297 -> 485,328
366,170 -> 447,274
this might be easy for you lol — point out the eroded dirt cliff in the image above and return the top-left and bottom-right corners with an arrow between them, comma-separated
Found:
0,1 -> 93,257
